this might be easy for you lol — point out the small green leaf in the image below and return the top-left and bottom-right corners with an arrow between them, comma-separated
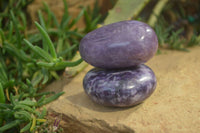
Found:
34,91 -> 54,97
0,29 -> 5,44
0,83 -> 5,104
58,43 -> 78,57
14,104 -> 35,114
14,110 -> 32,121
34,46 -> 53,61
0,103 -> 13,109
37,95 -> 46,105
36,62 -> 55,68
20,121 -> 32,133
40,107 -> 47,118
37,92 -> 64,107
8,21 -> 14,40
66,31 -> 84,38
60,16 -> 71,30
28,33 -> 42,43
24,39 -> 53,62
0,63 -> 8,85
53,58 -> 83,70
0,120 -> 23,132
35,22 -> 57,58
19,12 -> 27,29
10,93 -> 17,106
0,83 -> 5,126
4,42 -> 30,62
60,0 -> 69,27
18,99 -> 37,107
38,10 -> 46,29
41,68 -> 49,84
43,2 -> 59,27
10,10 -> 22,47
31,70 -> 44,87
50,71 -> 60,80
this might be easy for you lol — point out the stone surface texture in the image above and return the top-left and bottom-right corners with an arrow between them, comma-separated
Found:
83,65 -> 156,107
79,20 -> 158,69
46,47 -> 200,133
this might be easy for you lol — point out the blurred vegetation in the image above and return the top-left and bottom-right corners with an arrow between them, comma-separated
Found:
152,0 -> 200,51
105,0 -> 200,51
0,0 -> 101,132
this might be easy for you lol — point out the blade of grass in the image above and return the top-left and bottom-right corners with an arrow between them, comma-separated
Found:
56,37 -> 64,54
53,58 -> 83,70
147,0 -> 169,27
33,92 -> 54,97
39,107 -> 47,118
60,16 -> 71,30
0,29 -> 5,44
43,2 -> 59,28
8,21 -> 14,40
10,10 -> 22,47
20,121 -> 32,133
19,100 -> 36,107
0,62 -> 8,84
41,68 -> 49,84
42,3 -> 52,28
38,10 -> 50,52
84,9 -> 91,29
14,105 -> 36,115
58,43 -> 78,57
0,120 -> 24,132
35,22 -> 57,58
65,41 -> 72,59
14,110 -> 32,121
66,31 -> 84,38
36,62 -> 55,68
0,83 -> 5,126
37,92 -> 64,107
30,115 -> 36,132
27,33 -> 42,44
38,10 -> 46,29
3,42 -> 31,62
17,59 -> 23,80
0,103 -> 13,109
50,71 -> 60,80
60,0 -> 69,27
19,12 -> 27,30
90,15 -> 101,29
68,8 -> 85,29
37,95 -> 46,105
24,39 -> 53,62
31,70 -> 44,87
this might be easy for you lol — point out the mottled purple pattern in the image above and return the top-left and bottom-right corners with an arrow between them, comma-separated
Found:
79,20 -> 158,69
83,64 -> 157,107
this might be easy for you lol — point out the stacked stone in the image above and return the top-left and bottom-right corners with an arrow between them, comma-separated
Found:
79,20 -> 158,107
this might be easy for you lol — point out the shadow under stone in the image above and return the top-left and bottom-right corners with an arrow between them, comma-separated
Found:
66,91 -> 143,113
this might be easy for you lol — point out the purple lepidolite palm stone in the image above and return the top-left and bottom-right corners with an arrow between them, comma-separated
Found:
79,20 -> 158,69
83,64 -> 156,107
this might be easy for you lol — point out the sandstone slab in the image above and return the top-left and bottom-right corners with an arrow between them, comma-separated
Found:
47,46 -> 200,133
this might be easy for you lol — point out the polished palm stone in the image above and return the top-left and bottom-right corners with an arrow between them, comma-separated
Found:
83,64 -> 157,107
79,20 -> 158,69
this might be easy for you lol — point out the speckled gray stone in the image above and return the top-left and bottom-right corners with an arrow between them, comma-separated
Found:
83,64 -> 157,107
79,20 -> 158,69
